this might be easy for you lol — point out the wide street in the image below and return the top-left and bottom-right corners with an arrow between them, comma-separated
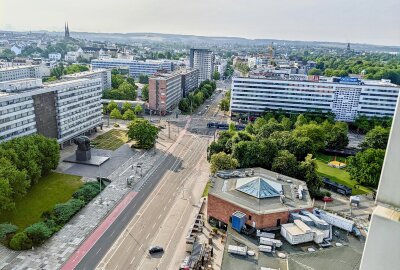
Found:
72,86 -> 228,270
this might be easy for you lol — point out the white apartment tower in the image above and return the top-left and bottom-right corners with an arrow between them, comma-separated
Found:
189,49 -> 214,84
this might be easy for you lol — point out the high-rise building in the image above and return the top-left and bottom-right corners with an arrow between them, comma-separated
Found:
230,76 -> 399,122
189,48 -> 214,83
0,78 -> 103,144
62,69 -> 112,91
181,68 -> 199,97
0,65 -> 41,82
359,95 -> 400,269
91,59 -> 173,78
148,72 -> 182,115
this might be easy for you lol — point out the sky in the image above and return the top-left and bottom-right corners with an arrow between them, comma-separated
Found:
0,0 -> 399,46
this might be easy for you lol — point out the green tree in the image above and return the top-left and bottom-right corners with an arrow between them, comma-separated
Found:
325,122 -> 349,150
0,179 -> 14,211
122,109 -> 136,121
271,150 -> 298,178
219,98 -> 230,111
64,64 -> 89,75
122,102 -> 132,113
127,119 -> 159,149
118,81 -> 137,100
348,148 -> 385,187
293,123 -> 326,151
0,158 -> 29,200
178,98 -> 190,113
294,114 -> 308,128
141,84 -> 149,102
107,101 -> 118,113
111,74 -> 125,89
50,64 -> 65,79
210,152 -> 239,174
308,68 -> 322,75
360,126 -> 390,150
134,104 -> 143,115
0,48 -> 16,60
138,74 -> 149,84
110,108 -> 122,120
298,154 -> 322,196
213,71 -> 221,80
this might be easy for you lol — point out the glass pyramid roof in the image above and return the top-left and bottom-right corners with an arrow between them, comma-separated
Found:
235,177 -> 282,199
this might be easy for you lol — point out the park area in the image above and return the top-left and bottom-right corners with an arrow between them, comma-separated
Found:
315,153 -> 371,195
0,172 -> 83,231
91,129 -> 130,150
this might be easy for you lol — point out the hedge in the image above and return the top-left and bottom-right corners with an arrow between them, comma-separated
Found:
0,223 -> 18,244
9,232 -> 32,250
53,199 -> 85,225
24,222 -> 52,246
72,182 -> 101,203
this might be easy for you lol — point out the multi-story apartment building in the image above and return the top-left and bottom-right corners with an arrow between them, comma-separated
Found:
0,78 -> 103,144
148,72 -> 182,115
48,53 -> 62,61
181,68 -> 199,97
0,65 -> 41,82
189,49 -> 214,83
359,95 -> 400,269
230,76 -> 400,122
91,59 -> 173,78
62,69 -> 112,91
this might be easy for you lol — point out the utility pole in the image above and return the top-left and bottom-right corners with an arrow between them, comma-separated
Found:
168,120 -> 170,139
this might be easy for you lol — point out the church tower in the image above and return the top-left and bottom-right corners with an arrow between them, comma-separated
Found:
65,22 -> 70,39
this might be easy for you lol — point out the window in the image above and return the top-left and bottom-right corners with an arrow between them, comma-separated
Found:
249,215 -> 252,221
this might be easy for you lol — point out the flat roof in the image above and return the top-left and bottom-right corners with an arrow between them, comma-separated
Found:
210,168 -> 313,215
63,69 -> 109,78
0,65 -> 38,71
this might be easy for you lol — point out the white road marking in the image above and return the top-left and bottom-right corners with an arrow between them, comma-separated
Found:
146,233 -> 150,239
96,247 -> 102,255
130,257 -> 135,264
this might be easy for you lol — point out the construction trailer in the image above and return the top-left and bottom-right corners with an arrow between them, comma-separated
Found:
228,245 -> 247,256
258,245 -> 273,253
259,237 -> 283,248
313,208 -> 355,232
281,220 -> 318,245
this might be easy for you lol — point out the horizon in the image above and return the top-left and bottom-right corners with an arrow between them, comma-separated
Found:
1,0 -> 399,47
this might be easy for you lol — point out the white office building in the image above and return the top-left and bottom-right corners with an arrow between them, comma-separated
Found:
48,53 -> 62,61
230,76 -> 400,122
0,65 -> 41,82
189,49 -> 214,83
62,69 -> 112,91
0,78 -> 103,144
91,59 -> 173,78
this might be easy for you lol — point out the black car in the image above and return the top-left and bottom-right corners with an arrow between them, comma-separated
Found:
148,246 -> 164,254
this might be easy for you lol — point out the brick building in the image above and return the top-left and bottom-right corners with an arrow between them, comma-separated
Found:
207,168 -> 313,230
148,72 -> 182,115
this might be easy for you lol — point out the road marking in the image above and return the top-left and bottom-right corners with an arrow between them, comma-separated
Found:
152,223 -> 156,229
146,233 -> 150,239
96,247 -> 102,255
158,214 -> 162,220
130,257 -> 135,264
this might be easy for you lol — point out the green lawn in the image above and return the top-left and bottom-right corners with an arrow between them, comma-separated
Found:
202,181 -> 212,197
91,129 -> 129,150
0,172 -> 83,230
315,156 -> 372,195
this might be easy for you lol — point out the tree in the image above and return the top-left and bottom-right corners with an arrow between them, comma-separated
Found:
271,150 -> 298,178
219,98 -> 230,112
360,126 -> 390,150
308,68 -> 322,75
111,74 -> 125,89
325,122 -> 349,150
134,104 -> 143,115
179,98 -> 190,113
127,119 -> 159,149
0,158 -> 29,201
298,154 -> 322,196
348,148 -> 385,187
294,114 -> 308,128
107,101 -> 118,113
110,108 -> 122,120
118,81 -> 137,100
50,64 -> 65,79
0,48 -> 16,60
64,64 -> 89,75
293,123 -> 326,151
122,109 -> 136,121
122,102 -> 132,113
213,71 -> 221,80
0,179 -> 14,211
141,84 -> 149,102
210,152 -> 239,174
138,74 -> 149,84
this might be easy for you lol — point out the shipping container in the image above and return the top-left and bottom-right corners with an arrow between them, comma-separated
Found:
228,245 -> 247,256
231,211 -> 247,233
258,245 -> 272,253
259,237 -> 283,247
313,209 -> 354,232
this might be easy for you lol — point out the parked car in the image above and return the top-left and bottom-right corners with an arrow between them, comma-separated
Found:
148,246 -> 164,254
322,196 -> 333,202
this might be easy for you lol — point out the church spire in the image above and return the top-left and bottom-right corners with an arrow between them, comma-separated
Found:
65,22 -> 70,39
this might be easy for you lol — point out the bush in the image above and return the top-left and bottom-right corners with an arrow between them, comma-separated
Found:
9,232 -> 33,250
43,219 -> 60,233
0,223 -> 18,245
53,199 -> 85,225
113,123 -> 120,127
72,182 -> 100,203
24,222 -> 52,246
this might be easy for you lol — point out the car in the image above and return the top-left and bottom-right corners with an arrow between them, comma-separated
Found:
198,112 -> 202,115
149,246 -> 164,254
322,196 -> 333,202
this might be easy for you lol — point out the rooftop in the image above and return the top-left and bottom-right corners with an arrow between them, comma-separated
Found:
0,65 -> 38,71
62,69 -> 110,78
210,168 -> 313,215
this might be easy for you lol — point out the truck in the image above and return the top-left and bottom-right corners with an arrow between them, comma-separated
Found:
228,245 -> 247,256
259,237 -> 283,248
258,245 -> 273,253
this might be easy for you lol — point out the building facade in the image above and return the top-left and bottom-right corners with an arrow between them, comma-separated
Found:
230,76 -> 399,122
0,78 -> 103,144
359,95 -> 400,269
0,65 -> 41,82
91,59 -> 173,78
148,72 -> 182,114
62,69 -> 112,91
189,49 -> 214,84
181,68 -> 199,97
48,53 -> 62,61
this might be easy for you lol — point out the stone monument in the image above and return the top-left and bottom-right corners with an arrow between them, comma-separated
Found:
73,136 -> 92,161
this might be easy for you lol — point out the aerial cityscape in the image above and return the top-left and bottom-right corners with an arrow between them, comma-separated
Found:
0,0 -> 399,270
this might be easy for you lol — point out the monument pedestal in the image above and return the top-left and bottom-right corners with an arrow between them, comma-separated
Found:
76,150 -> 91,161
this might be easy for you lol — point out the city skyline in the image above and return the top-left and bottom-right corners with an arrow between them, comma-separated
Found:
0,0 -> 399,46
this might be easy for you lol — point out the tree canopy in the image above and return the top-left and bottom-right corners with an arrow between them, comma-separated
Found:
127,119 -> 159,149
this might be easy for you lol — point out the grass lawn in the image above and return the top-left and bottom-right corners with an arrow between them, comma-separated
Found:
0,172 -> 83,231
91,129 -> 129,150
315,154 -> 372,195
